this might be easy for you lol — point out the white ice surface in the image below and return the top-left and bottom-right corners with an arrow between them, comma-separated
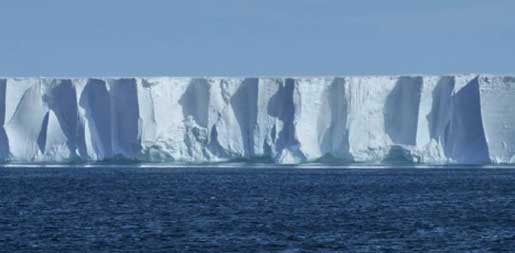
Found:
0,75 -> 513,164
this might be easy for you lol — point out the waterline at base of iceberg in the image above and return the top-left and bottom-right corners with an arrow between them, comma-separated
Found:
1,161 -> 514,170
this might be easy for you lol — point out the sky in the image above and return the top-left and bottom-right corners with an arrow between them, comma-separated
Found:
0,0 -> 514,76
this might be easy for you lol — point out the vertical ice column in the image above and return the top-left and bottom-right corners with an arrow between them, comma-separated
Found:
383,76 -> 423,146
109,78 -> 142,158
137,77 -> 192,161
229,78 -> 259,157
415,76 -> 455,162
253,78 -> 301,163
178,78 -> 212,160
444,75 -> 490,163
3,79 -> 48,160
293,77 -> 350,161
0,79 -> 8,159
345,76 -> 398,161
79,78 -> 113,160
39,79 -> 82,160
342,76 -> 424,162
293,77 -> 332,160
136,78 -> 158,143
207,78 -> 247,158
478,76 -> 515,163
253,78 -> 283,158
319,78 -> 350,160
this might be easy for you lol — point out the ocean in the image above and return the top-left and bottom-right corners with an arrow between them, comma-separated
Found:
1,166 -> 514,252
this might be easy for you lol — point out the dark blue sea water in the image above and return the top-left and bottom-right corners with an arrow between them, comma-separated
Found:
1,166 -> 515,252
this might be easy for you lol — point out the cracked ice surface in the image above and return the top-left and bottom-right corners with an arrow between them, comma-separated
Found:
0,75 -> 513,164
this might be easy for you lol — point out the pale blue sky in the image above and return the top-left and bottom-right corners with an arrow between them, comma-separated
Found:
0,0 -> 513,76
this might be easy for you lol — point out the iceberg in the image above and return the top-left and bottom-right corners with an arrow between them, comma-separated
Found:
0,75 -> 513,164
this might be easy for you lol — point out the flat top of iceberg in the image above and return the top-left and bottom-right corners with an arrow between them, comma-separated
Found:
1,73 -> 510,79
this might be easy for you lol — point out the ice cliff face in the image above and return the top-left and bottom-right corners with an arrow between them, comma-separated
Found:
0,75 -> 513,164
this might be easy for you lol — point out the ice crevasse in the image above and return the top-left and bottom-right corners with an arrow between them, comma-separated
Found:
0,75 -> 514,164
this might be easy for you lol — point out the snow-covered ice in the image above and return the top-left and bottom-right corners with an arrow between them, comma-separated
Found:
0,75 -> 513,164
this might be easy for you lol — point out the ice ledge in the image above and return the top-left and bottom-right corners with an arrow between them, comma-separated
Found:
0,74 -> 514,165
